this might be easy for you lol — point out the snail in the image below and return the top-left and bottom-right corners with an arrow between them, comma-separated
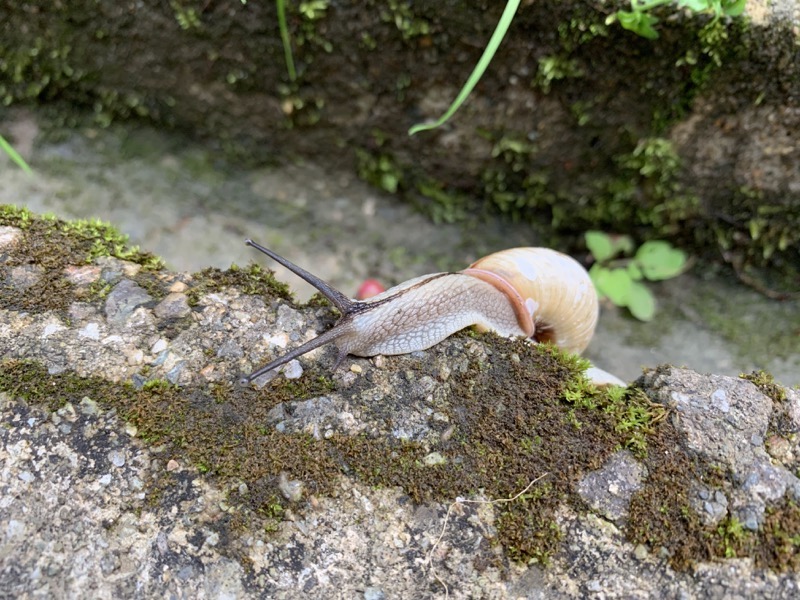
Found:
241,239 -> 623,386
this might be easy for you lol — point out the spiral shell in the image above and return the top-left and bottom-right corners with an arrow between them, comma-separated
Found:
463,247 -> 599,354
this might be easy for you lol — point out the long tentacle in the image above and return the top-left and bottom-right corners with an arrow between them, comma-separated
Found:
241,325 -> 349,384
245,239 -> 355,314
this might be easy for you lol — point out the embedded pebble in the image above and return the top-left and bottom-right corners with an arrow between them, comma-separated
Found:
423,452 -> 447,466
169,281 -> 188,293
278,471 -> 304,502
104,279 -> 152,325
41,322 -> 66,337
0,225 -> 22,249
9,265 -> 43,290
108,449 -> 126,468
282,360 -> 304,380
578,450 -> 644,523
78,322 -> 101,339
63,265 -> 102,286
154,292 -> 190,319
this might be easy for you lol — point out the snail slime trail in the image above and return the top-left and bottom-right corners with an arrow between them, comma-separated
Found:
239,240 -> 623,387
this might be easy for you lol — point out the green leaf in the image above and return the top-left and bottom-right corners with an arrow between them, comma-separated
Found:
589,264 -> 607,300
408,0 -> 521,135
593,267 -> 632,306
616,10 -> 660,40
635,241 -> 686,280
585,231 -> 615,262
627,281 -> 656,321
678,0 -> 711,11
721,0 -> 746,16
627,261 -> 643,281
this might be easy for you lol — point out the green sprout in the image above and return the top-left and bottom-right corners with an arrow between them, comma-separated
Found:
586,231 -> 687,321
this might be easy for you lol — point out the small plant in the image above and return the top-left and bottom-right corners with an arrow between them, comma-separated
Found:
718,515 -> 749,558
586,231 -> 686,321
608,0 -> 746,40
170,0 -> 203,31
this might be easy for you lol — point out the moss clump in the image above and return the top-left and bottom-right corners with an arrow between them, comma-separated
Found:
628,384 -> 800,572
626,425 -> 710,569
702,501 -> 800,570
0,30 -> 82,105
711,186 -> 800,295
186,263 -> 293,307
741,370 -> 787,404
0,205 -> 163,313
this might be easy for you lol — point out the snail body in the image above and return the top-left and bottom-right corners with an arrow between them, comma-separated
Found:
241,240 -> 613,384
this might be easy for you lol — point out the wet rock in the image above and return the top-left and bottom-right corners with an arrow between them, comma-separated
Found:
578,450 -> 645,524
641,368 -> 772,478
0,225 -> 22,251
643,367 -> 800,530
104,279 -> 152,325
153,292 -> 190,319
8,264 -> 43,290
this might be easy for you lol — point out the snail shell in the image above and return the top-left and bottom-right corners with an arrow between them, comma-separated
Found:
240,240 -> 611,384
464,248 -> 598,354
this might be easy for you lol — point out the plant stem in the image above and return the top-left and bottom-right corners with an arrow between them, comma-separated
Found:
276,0 -> 297,82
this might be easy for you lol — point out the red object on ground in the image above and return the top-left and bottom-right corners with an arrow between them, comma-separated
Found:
356,278 -> 385,300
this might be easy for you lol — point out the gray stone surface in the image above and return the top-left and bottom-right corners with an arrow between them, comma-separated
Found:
642,368 -> 800,530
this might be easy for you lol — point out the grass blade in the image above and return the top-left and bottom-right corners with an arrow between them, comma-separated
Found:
0,134 -> 33,174
408,0 -> 521,136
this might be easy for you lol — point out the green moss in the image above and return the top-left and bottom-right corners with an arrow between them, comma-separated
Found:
170,0 -> 203,32
534,55 -> 584,94
380,0 -> 431,41
0,32 -> 82,106
711,186 -> 799,293
593,138 -> 699,235
295,0 -> 333,53
0,206 -> 164,313
355,148 -> 404,194
741,370 -> 787,404
476,133 -> 698,239
2,331 -> 799,570
0,335 -> 618,565
413,178 -> 469,224
185,263 -> 293,307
